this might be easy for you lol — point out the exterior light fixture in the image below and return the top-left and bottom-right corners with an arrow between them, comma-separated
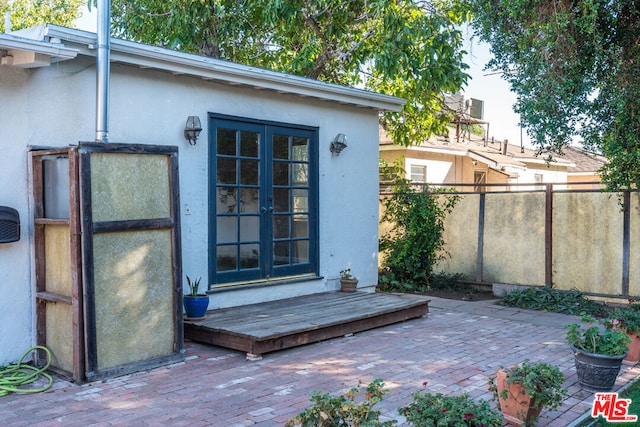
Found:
184,116 -> 202,145
330,133 -> 347,156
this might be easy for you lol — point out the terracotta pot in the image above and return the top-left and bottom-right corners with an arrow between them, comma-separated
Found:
339,278 -> 358,292
623,331 -> 640,364
496,369 -> 543,427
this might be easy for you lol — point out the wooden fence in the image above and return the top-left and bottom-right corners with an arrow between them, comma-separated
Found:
380,183 -> 640,302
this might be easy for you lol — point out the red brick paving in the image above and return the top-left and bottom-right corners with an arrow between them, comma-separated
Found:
1,296 -> 639,426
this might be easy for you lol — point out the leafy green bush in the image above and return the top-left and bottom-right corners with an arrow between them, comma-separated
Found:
285,379 -> 394,427
566,314 -> 631,356
500,287 -> 608,317
379,178 -> 459,291
400,390 -> 502,426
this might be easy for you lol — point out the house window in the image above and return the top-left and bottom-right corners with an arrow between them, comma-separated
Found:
474,171 -> 486,192
534,174 -> 543,190
209,114 -> 318,285
410,165 -> 427,183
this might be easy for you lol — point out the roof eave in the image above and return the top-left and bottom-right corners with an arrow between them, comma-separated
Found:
31,25 -> 405,112
0,32 -> 77,67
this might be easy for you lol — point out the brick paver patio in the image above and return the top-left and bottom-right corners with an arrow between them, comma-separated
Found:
2,296 -> 639,426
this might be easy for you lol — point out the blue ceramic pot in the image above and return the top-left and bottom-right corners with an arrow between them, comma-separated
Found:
183,295 -> 209,319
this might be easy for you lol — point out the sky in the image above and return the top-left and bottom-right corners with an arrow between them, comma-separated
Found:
460,26 -> 530,148
74,8 -> 526,147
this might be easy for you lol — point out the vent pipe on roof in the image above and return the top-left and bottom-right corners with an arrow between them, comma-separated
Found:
502,139 -> 508,155
95,0 -> 110,142
4,12 -> 10,33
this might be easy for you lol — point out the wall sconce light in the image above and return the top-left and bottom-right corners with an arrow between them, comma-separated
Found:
184,116 -> 202,145
330,133 -> 347,156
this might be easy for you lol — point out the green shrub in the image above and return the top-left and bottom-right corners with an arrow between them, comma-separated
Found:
500,287 -> 608,317
379,179 -> 459,291
400,390 -> 502,426
285,379 -> 395,427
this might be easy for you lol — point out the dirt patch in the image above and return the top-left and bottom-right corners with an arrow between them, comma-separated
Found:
420,288 -> 499,301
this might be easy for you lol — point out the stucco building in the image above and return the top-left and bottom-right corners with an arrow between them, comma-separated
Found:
0,24 -> 404,372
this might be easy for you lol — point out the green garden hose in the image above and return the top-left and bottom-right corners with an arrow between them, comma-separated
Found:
0,345 -> 53,397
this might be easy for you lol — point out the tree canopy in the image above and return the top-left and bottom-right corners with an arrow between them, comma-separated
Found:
468,0 -> 640,190
0,0 -> 84,32
107,0 -> 469,147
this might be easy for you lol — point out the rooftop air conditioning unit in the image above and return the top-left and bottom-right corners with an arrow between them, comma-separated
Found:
469,98 -> 484,120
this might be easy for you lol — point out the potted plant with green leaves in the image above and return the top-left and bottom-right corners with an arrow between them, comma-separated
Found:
489,359 -> 567,426
339,267 -> 358,292
183,276 -> 209,320
604,299 -> 640,364
566,314 -> 631,391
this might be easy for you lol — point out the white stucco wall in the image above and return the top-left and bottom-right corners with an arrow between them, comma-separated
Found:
0,56 -> 382,362
0,65 -> 32,364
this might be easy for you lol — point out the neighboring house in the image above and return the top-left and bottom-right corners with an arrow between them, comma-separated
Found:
0,25 -> 404,366
380,125 -> 605,191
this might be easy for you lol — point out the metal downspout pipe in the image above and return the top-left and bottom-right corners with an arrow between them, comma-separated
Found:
95,0 -> 110,142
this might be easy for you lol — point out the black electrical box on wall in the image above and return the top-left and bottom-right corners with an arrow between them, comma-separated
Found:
0,206 -> 20,243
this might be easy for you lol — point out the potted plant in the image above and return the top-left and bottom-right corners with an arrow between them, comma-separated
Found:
339,267 -> 358,292
183,276 -> 209,320
604,299 -> 640,364
488,359 -> 567,426
566,314 -> 631,391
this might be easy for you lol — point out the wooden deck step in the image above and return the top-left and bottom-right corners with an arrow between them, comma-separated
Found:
184,291 -> 430,359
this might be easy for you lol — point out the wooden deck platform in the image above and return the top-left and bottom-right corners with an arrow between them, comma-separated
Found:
184,291 -> 430,359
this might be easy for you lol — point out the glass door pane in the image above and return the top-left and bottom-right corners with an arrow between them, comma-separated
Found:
271,134 -> 310,267
216,128 -> 261,275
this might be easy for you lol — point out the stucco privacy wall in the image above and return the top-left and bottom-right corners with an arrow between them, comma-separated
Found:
432,189 -> 640,299
0,28 -> 402,364
553,192 -> 623,294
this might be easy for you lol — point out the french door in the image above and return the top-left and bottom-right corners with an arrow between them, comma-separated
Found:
209,114 -> 318,285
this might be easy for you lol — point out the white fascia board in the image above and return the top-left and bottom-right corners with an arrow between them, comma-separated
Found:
569,171 -> 601,176
523,157 -> 575,168
38,25 -> 405,112
0,33 -> 77,63
407,144 -> 467,156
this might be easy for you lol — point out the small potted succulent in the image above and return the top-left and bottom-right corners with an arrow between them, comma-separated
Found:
339,267 -> 358,292
183,276 -> 209,320
489,360 -> 567,426
566,314 -> 631,391
604,299 -> 640,364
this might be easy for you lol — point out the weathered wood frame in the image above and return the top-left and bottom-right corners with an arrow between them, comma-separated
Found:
31,143 -> 184,382
31,147 -> 84,382
79,142 -> 184,381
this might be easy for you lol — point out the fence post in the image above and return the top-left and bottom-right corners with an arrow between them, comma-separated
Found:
545,183 -> 553,287
623,191 -> 630,296
476,193 -> 485,283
